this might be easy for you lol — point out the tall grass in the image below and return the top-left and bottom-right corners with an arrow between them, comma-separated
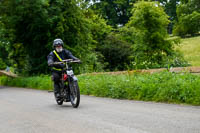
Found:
78,72 -> 200,105
0,75 -> 53,90
0,72 -> 200,105
177,36 -> 200,66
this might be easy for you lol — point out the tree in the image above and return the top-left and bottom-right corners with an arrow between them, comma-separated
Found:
83,9 -> 112,46
126,1 -> 175,68
0,0 -> 99,75
0,18 -> 9,69
0,0 -> 51,74
173,11 -> 200,36
99,33 -> 133,71
163,0 -> 180,34
88,0 -> 136,27
87,0 -> 180,33
173,0 -> 200,36
139,0 -> 180,34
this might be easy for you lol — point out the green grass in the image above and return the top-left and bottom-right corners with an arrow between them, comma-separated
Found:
177,36 -> 200,66
78,72 -> 200,105
0,75 -> 53,90
1,72 -> 200,105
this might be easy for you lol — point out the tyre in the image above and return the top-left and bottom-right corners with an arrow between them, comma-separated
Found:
56,99 -> 63,105
54,92 -> 64,105
69,81 -> 80,108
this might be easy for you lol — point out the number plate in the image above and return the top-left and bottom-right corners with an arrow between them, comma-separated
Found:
67,70 -> 74,75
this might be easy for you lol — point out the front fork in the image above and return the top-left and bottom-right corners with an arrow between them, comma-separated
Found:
68,75 -> 78,97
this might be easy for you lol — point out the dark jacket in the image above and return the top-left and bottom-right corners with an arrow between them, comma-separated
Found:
47,49 -> 78,71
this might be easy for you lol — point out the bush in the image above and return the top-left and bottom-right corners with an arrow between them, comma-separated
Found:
98,34 -> 133,71
0,58 -> 6,70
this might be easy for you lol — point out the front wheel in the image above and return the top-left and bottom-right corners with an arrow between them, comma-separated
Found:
69,81 -> 80,108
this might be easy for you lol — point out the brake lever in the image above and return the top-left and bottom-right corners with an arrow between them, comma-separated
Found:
72,60 -> 82,64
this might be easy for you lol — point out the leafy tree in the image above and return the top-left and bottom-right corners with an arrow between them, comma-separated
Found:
0,18 -> 9,69
99,33 -> 133,71
83,9 -> 134,71
163,0 -> 180,34
173,0 -> 200,36
0,0 -> 51,74
126,1 -> 175,68
88,0 -> 136,27
8,43 -> 27,74
0,58 -> 6,70
69,9 -> 113,72
139,0 -> 180,34
173,11 -> 200,36
86,0 -> 180,33
84,9 -> 112,46
0,0 -> 103,75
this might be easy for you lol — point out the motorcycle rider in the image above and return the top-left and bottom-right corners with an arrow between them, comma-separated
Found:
47,38 -> 79,99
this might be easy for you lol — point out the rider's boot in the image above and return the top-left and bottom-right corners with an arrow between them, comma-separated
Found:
54,82 -> 62,99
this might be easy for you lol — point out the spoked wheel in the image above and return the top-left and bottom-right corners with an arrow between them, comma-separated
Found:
69,81 -> 80,108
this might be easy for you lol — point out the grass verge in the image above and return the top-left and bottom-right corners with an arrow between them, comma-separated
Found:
0,75 -> 53,90
0,71 -> 200,105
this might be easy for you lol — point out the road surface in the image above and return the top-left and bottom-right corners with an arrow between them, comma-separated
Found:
0,86 -> 200,133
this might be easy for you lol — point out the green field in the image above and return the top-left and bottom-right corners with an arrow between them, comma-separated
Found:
177,36 -> 200,66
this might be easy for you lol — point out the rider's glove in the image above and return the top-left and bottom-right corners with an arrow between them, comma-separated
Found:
77,59 -> 82,64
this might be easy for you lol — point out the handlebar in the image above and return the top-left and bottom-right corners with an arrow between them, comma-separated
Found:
53,59 -> 81,65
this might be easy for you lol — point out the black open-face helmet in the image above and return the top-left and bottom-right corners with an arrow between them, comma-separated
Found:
53,39 -> 64,48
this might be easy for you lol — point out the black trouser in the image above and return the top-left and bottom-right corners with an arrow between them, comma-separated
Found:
52,71 -> 62,94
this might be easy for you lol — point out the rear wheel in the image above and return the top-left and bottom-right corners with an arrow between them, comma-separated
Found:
56,99 -> 63,105
69,81 -> 80,108
54,92 -> 64,105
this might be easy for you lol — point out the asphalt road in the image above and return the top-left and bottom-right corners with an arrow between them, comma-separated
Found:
0,86 -> 200,133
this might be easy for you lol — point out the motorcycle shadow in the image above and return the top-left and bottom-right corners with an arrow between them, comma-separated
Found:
48,103 -> 80,109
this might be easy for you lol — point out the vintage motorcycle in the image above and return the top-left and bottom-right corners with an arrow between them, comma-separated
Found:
53,59 -> 81,108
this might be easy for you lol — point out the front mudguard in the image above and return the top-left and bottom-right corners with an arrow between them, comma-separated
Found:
72,75 -> 78,82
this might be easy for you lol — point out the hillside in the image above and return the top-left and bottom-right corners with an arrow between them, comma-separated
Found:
177,36 -> 200,66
